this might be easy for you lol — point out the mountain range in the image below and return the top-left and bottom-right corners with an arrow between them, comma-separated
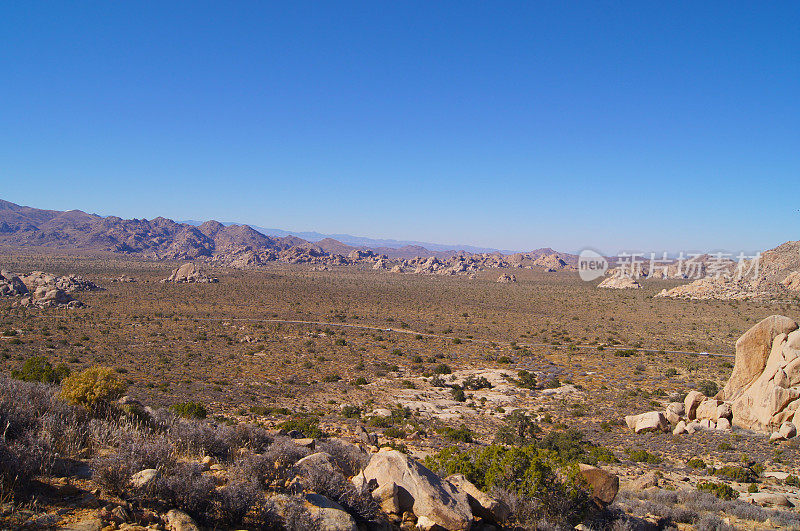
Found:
180,220 -> 514,255
0,199 -> 537,262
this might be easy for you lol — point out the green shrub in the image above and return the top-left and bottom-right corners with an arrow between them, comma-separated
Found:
696,481 -> 739,500
424,444 -> 591,525
11,356 -> 70,383
60,366 -> 126,408
451,387 -> 466,402
698,380 -> 719,397
384,427 -> 406,439
626,448 -> 662,464
494,411 -> 540,446
786,474 -> 800,487
170,401 -> 208,419
276,416 -> 328,438
462,375 -> 492,390
713,465 -> 756,483
341,405 -> 362,418
687,458 -> 706,469
748,483 -> 759,493
440,425 -> 474,443
433,363 -> 452,375
514,370 -> 537,389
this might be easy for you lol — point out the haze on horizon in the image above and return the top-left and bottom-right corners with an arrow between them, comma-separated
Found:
1,2 -> 798,255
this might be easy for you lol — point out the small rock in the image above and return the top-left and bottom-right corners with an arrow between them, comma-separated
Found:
165,509 -> 199,531
673,420 -> 687,435
61,517 -> 103,531
130,469 -> 159,489
631,471 -> 659,490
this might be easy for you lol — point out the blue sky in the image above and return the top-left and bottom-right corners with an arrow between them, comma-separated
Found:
1,2 -> 798,254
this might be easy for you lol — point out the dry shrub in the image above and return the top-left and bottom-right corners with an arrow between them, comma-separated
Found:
60,366 -> 126,408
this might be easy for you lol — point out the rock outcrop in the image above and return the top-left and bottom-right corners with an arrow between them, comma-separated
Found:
720,315 -> 799,401
598,275 -> 641,289
496,273 -> 516,283
640,316 -> 800,439
783,271 -> 800,291
162,263 -> 218,283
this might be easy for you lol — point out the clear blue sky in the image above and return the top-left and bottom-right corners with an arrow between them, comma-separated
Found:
1,2 -> 798,254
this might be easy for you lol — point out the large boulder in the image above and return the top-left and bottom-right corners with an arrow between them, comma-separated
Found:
731,325 -> 800,432
360,449 -> 473,530
624,411 -> 669,433
446,473 -> 510,523
304,493 -> 358,531
684,390 -> 705,420
665,402 -> 685,425
720,315 -> 798,401
578,464 -> 619,506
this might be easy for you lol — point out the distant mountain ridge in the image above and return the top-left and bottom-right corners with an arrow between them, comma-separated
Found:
1,199 -> 543,263
181,220 -> 514,255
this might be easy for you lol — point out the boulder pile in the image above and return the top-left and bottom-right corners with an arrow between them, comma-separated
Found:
0,270 -> 28,297
496,273 -> 516,283
1,269 -> 101,308
162,263 -> 218,283
598,273 -> 641,289
626,315 -> 800,441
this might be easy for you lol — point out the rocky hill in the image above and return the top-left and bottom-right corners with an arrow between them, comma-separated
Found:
0,199 -> 576,275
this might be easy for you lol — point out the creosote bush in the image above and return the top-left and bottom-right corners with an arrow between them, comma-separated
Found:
170,401 -> 208,419
60,366 -> 126,408
11,356 -> 70,384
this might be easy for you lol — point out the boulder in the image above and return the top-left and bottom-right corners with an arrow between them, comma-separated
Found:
665,402 -> 685,425
779,422 -> 797,439
61,518 -> 103,531
750,492 -> 793,508
695,399 -> 722,421
731,321 -> 800,432
698,419 -> 716,430
721,315 -> 799,401
371,481 -> 401,516
716,417 -> 732,431
447,473 -> 510,523
631,471 -> 659,490
130,468 -> 158,489
360,449 -> 472,530
496,273 -> 516,283
304,493 -> 358,531
165,509 -> 199,531
684,391 -> 705,420
578,464 -> 619,506
624,411 -> 669,433
295,452 -> 341,476
672,420 -> 687,435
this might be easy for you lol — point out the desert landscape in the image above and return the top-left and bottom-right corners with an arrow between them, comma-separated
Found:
3,2 -> 797,530
2,202 -> 800,530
